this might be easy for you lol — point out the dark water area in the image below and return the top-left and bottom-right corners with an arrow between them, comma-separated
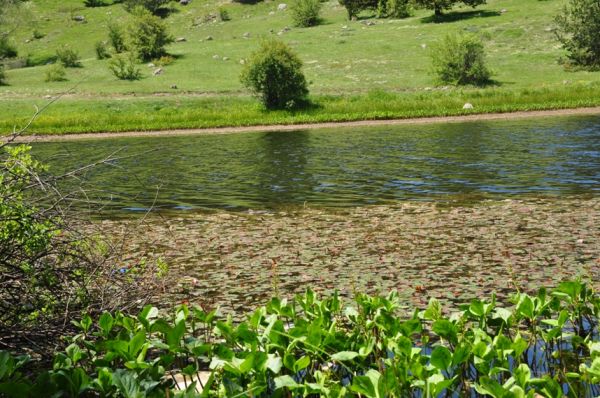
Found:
31,115 -> 600,213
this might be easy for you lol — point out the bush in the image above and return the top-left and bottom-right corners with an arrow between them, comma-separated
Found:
127,7 -> 173,61
291,0 -> 322,27
108,53 -> 141,80
0,64 -> 6,85
431,33 -> 491,86
555,0 -> 600,69
384,0 -> 411,18
414,0 -> 486,18
44,64 -> 67,82
218,6 -> 230,21
56,46 -> 80,67
32,29 -> 45,40
83,0 -> 106,6
123,0 -> 170,14
94,40 -> 110,59
108,23 -> 127,53
241,39 -> 308,109
0,35 -> 17,59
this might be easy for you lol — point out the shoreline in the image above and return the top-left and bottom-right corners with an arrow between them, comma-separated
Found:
5,106 -> 600,142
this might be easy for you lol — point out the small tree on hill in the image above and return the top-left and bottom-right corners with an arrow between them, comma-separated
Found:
414,0 -> 486,18
127,7 -> 173,61
123,0 -> 171,14
431,33 -> 491,85
555,0 -> 600,69
241,40 -> 308,109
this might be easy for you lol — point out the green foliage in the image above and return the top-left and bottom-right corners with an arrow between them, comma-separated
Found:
108,23 -> 127,53
127,7 -> 173,61
414,0 -> 486,17
55,46 -> 81,67
291,0 -> 322,27
218,6 -> 230,21
0,65 -> 5,85
83,0 -> 107,6
0,35 -> 17,59
1,281 -> 599,397
44,63 -> 67,82
123,0 -> 171,14
94,40 -> 110,60
339,0 -> 409,20
384,0 -> 412,18
431,33 -> 491,86
555,0 -> 600,69
241,39 -> 308,109
108,53 -> 141,80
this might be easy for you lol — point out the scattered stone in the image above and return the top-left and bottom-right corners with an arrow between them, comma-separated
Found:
170,84 -> 178,89
44,95 -> 52,99
544,27 -> 554,32
243,32 -> 250,38
239,59 -> 246,65
25,39 -> 30,43
147,63 -> 156,68
153,68 -> 163,76
212,54 -> 220,60
463,102 -> 474,109
424,87 -> 432,91
72,15 -> 86,22
563,80 -> 571,85
175,37 -> 187,42
361,20 -> 375,26
500,8 -> 507,13
342,25 -> 348,29
420,44 -> 427,49
268,11 -> 275,15
223,56 -> 229,61
282,26 -> 291,32
277,3 -> 287,10
205,35 -> 213,41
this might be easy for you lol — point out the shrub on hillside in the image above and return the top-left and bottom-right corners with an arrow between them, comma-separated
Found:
0,35 -> 17,59
108,53 -> 141,80
123,0 -> 170,14
44,64 -> 67,82
56,46 -> 81,67
127,7 -> 173,61
83,0 -> 107,6
108,23 -> 127,53
241,40 -> 308,109
291,0 -> 322,27
385,0 -> 412,18
218,7 -> 231,21
431,33 -> 491,86
339,0 -> 411,20
0,65 -> 6,85
555,0 -> 600,69
414,0 -> 487,18
94,40 -> 111,59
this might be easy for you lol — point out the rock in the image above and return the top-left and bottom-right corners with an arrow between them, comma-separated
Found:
268,11 -> 275,15
170,84 -> 178,89
180,0 -> 190,4
420,43 -> 427,49
282,26 -> 291,32
463,103 -> 474,110
153,68 -> 163,76
341,25 -> 348,29
223,56 -> 229,61
25,39 -> 31,43
500,8 -> 507,13
563,80 -> 571,85
147,63 -> 155,68
277,3 -> 287,11
361,20 -> 375,26
544,27 -> 553,32
72,15 -> 86,22
175,37 -> 186,42
243,32 -> 250,38
212,54 -> 220,60
205,35 -> 213,41
239,59 -> 245,65
44,95 -> 52,99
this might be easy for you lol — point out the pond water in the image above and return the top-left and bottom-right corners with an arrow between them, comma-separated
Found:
32,115 -> 600,213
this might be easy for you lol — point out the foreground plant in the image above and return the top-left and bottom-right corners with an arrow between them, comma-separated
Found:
1,280 -> 598,397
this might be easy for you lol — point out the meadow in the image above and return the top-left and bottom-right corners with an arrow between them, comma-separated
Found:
1,0 -> 600,134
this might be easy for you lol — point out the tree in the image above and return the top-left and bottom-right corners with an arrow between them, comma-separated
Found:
555,0 -> 600,69
414,0 -> 486,18
241,40 -> 308,109
430,33 -> 491,85
127,7 -> 173,61
123,0 -> 171,14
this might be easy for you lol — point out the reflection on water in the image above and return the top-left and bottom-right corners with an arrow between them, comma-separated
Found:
32,115 -> 600,213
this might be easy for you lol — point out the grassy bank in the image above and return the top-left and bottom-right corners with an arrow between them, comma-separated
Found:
4,83 -> 600,134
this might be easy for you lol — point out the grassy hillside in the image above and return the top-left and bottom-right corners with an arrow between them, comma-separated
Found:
1,0 -> 600,134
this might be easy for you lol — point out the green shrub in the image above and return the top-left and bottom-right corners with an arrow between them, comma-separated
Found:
108,53 -> 141,80
291,0 -> 322,27
56,46 -> 81,67
241,39 -> 309,109
32,29 -> 45,40
431,33 -> 491,86
384,0 -> 412,18
414,0 -> 486,18
44,64 -> 67,82
108,23 -> 127,53
218,6 -> 230,21
83,0 -> 106,6
0,65 -> 6,85
555,0 -> 600,69
127,7 -> 173,61
94,40 -> 110,59
123,0 -> 170,14
0,35 -> 17,59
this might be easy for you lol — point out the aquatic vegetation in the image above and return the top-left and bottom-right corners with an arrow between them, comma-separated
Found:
0,281 -> 598,397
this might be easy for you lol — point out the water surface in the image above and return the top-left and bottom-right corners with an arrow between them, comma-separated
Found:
32,115 -> 600,213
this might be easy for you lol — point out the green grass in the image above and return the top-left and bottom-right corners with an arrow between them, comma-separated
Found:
1,0 -> 600,134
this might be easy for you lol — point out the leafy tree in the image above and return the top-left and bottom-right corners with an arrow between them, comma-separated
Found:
430,33 -> 491,85
555,0 -> 600,69
123,0 -> 171,14
291,0 -> 322,27
414,0 -> 486,18
0,64 -> 6,85
241,40 -> 308,109
339,0 -> 411,20
108,23 -> 127,54
108,52 -> 141,80
127,7 -> 173,61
